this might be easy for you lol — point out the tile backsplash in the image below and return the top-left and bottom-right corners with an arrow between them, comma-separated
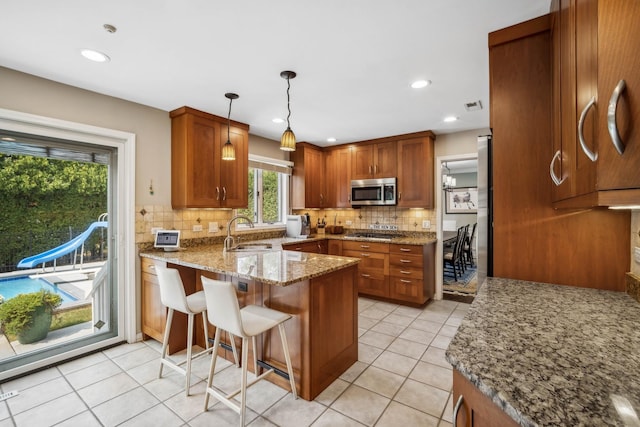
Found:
136,205 -> 438,244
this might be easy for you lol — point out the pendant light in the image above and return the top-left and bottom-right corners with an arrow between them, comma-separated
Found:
222,92 -> 239,161
280,70 -> 297,151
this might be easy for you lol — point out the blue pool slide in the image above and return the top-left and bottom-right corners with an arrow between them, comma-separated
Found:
17,221 -> 108,269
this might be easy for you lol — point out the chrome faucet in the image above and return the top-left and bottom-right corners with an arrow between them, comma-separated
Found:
224,215 -> 254,251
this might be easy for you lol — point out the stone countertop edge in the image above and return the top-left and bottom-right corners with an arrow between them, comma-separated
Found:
140,244 -> 360,286
445,276 -> 640,427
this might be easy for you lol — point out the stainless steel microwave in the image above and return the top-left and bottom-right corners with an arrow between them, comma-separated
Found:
350,178 -> 397,206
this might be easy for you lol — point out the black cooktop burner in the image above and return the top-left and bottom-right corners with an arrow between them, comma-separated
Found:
345,232 -> 403,240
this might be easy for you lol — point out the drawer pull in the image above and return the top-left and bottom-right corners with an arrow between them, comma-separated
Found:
400,270 -> 412,275
400,259 -> 412,263
360,253 -> 370,257
399,248 -> 411,252
400,279 -> 412,283
148,265 -> 155,270
361,273 -> 371,278
360,244 -> 370,249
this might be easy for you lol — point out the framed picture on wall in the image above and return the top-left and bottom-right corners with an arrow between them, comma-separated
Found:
445,187 -> 478,214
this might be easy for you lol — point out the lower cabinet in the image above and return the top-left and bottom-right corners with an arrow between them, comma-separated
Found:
327,239 -> 343,256
453,370 -> 518,427
282,240 -> 328,254
343,241 -> 390,298
388,242 -> 435,305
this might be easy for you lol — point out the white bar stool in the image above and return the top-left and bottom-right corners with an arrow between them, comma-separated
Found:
156,266 -> 238,396
201,276 -> 297,426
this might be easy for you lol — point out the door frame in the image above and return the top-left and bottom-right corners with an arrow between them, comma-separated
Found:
0,107 -> 136,379
435,153 -> 477,300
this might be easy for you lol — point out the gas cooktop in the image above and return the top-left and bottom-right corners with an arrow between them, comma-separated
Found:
343,232 -> 404,241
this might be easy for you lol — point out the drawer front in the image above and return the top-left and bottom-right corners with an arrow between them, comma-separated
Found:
343,250 -> 388,274
389,244 -> 423,255
389,276 -> 423,302
342,240 -> 389,253
389,253 -> 423,268
389,265 -> 423,280
141,258 -> 164,275
357,275 -> 389,298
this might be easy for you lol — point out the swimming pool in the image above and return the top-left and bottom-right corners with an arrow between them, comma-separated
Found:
0,276 -> 78,303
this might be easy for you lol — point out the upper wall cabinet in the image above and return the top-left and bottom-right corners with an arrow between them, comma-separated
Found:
325,146 -> 352,208
397,135 -> 435,208
351,141 -> 397,180
170,106 -> 249,209
291,143 -> 326,209
551,0 -> 640,208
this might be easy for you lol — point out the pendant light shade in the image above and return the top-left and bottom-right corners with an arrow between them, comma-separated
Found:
222,92 -> 239,161
280,70 -> 297,151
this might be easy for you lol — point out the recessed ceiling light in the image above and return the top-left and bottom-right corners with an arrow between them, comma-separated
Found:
80,49 -> 110,63
327,137 -> 337,143
411,80 -> 431,89
272,118 -> 285,124
443,116 -> 458,123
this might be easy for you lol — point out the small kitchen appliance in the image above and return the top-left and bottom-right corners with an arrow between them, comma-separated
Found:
286,214 -> 311,238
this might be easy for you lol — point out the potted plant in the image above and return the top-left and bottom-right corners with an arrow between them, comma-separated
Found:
0,290 -> 62,344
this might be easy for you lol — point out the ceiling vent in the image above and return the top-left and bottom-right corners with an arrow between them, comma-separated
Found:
464,100 -> 483,111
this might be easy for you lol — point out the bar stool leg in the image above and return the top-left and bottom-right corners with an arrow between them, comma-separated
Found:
230,334 -> 240,367
251,336 -> 258,375
240,338 -> 249,427
204,327 -> 222,411
278,323 -> 297,399
201,310 -> 210,350
185,313 -> 194,396
159,308 -> 174,379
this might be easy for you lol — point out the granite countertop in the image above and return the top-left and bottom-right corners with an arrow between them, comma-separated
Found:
140,241 -> 360,286
446,277 -> 640,426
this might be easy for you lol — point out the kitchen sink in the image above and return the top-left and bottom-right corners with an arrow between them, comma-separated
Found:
227,243 -> 273,252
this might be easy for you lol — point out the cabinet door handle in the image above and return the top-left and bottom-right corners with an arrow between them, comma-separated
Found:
398,192 -> 402,201
607,79 -> 627,155
369,165 -> 373,174
222,186 -> 227,201
578,96 -> 598,161
453,395 -> 464,426
216,186 -> 220,201
399,248 -> 411,252
375,164 -> 378,174
549,150 -> 565,186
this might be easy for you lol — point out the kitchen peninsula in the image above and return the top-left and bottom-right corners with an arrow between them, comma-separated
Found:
140,243 -> 360,401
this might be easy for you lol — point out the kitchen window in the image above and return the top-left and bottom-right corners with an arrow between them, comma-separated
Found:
237,155 -> 292,228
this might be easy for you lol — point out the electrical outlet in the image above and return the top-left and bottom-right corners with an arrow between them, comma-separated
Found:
193,224 -> 203,232
345,220 -> 353,226
422,220 -> 431,229
238,282 -> 248,292
635,247 -> 640,264
209,222 -> 219,233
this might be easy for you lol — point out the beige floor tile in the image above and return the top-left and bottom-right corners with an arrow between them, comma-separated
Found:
0,402 -> 8,420
371,351 -> 418,377
314,378 -> 350,406
311,408 -> 365,426
371,301 -> 399,313
118,402 -> 184,427
375,401 -> 439,427
354,366 -> 405,398
387,338 -> 428,360
417,311 -> 450,323
92,386 -> 159,426
54,410 -> 101,427
444,316 -> 462,327
163,381 -> 210,422
394,379 -> 449,418
65,358 -> 123,390
262,394 -> 325,427
439,421 -> 453,427
421,346 -> 452,369
1,366 -> 60,392
359,307 -> 390,320
339,361 -> 368,382
358,330 -> 395,349
330,384 -> 389,426
13,392 -> 85,427
410,318 -> 445,333
190,401 -> 259,426
370,321 -> 406,336
398,327 -> 436,345
102,341 -> 147,359
0,420 -> 13,427
358,316 -> 377,329
77,371 -> 139,407
244,376 -> 289,414
358,298 -> 376,313
57,351 -> 108,375
409,361 -> 452,391
392,305 -> 423,318
358,327 -> 367,337
438,324 -> 459,338
249,416 -> 279,426
442,392 -> 454,423
6,376 -> 73,415
112,344 -> 165,371
358,342 -> 384,364
431,334 -> 453,350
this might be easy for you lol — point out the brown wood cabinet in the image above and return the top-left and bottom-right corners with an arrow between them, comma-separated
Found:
396,136 -> 435,208
141,258 -> 192,354
388,242 -> 435,305
291,143 -> 326,209
551,0 -> 640,208
327,239 -> 343,256
452,370 -> 519,427
351,141 -> 397,180
282,239 -> 328,254
170,106 -> 249,209
343,240 -> 389,298
490,14 -> 630,290
324,146 -> 352,208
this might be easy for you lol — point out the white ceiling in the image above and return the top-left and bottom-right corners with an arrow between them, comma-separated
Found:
1,1 -> 550,147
